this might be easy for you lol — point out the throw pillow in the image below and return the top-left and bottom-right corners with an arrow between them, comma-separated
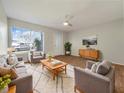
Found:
91,62 -> 100,73
96,60 -> 111,75
0,66 -> 18,79
33,52 -> 41,57
0,55 -> 8,67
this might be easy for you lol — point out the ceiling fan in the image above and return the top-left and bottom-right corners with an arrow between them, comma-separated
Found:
63,15 -> 73,27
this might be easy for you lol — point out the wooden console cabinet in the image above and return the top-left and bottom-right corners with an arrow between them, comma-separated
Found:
79,49 -> 99,61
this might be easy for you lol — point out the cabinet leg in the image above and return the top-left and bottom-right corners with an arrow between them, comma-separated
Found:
74,86 -> 76,93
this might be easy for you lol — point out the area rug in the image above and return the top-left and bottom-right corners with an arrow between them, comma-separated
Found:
25,63 -> 75,93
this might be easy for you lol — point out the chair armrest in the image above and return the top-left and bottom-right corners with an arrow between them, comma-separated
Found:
74,67 -> 110,93
9,74 -> 33,93
86,61 -> 96,69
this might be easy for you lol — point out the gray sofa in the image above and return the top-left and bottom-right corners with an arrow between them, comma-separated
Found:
74,61 -> 115,93
0,55 -> 33,93
9,65 -> 33,93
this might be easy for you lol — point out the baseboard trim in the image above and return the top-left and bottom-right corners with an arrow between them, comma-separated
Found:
112,62 -> 124,66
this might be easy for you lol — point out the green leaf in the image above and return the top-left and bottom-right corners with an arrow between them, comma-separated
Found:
0,77 -> 3,82
0,74 -> 11,90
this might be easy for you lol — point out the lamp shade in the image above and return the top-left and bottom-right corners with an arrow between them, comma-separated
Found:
7,47 -> 15,52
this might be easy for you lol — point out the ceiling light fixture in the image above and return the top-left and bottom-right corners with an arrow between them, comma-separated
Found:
63,15 -> 73,27
63,21 -> 69,26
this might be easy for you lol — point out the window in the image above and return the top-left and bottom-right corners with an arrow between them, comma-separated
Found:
11,27 -> 44,51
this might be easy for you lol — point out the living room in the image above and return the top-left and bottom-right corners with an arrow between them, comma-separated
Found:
0,0 -> 124,93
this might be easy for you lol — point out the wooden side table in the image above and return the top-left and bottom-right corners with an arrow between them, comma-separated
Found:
8,85 -> 16,93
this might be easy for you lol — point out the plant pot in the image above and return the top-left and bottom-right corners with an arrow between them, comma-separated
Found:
48,56 -> 52,62
65,51 -> 71,56
48,57 -> 52,62
0,86 -> 8,93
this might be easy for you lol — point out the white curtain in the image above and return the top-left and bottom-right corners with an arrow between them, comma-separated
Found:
54,31 -> 64,55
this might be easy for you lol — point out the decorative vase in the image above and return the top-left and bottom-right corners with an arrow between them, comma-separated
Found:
0,86 -> 8,93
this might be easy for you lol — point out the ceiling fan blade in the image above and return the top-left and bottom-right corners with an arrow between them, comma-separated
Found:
69,23 -> 72,27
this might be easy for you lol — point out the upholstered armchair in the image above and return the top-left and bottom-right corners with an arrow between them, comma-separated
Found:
74,61 -> 115,93
31,51 -> 45,62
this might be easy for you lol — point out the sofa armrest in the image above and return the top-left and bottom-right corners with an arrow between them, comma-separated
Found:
9,74 -> 33,93
74,67 -> 110,93
86,61 -> 96,69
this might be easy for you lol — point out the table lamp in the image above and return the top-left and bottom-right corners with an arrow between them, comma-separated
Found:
7,47 -> 15,56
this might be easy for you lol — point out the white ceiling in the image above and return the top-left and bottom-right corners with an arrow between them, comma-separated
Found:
1,0 -> 123,31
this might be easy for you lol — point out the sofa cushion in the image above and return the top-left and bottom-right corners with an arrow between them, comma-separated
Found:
33,51 -> 41,56
33,56 -> 43,59
15,62 -> 25,68
15,67 -> 27,74
17,72 -> 28,78
96,60 -> 111,75
33,51 -> 44,57
91,62 -> 100,73
0,66 -> 18,79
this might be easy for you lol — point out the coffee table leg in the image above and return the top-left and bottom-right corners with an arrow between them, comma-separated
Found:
53,73 -> 55,80
42,64 -> 45,69
52,70 -> 56,80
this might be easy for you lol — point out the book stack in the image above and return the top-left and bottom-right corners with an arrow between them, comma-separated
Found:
51,60 -> 62,66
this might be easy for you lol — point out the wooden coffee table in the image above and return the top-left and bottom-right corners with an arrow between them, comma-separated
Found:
40,59 -> 68,80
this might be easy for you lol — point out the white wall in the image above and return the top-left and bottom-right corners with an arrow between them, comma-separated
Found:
68,19 -> 124,64
0,0 -> 8,54
8,18 -> 66,56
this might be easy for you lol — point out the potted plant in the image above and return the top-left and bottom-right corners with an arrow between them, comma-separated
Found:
34,38 -> 41,51
46,54 -> 52,62
64,42 -> 72,56
0,74 -> 11,93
